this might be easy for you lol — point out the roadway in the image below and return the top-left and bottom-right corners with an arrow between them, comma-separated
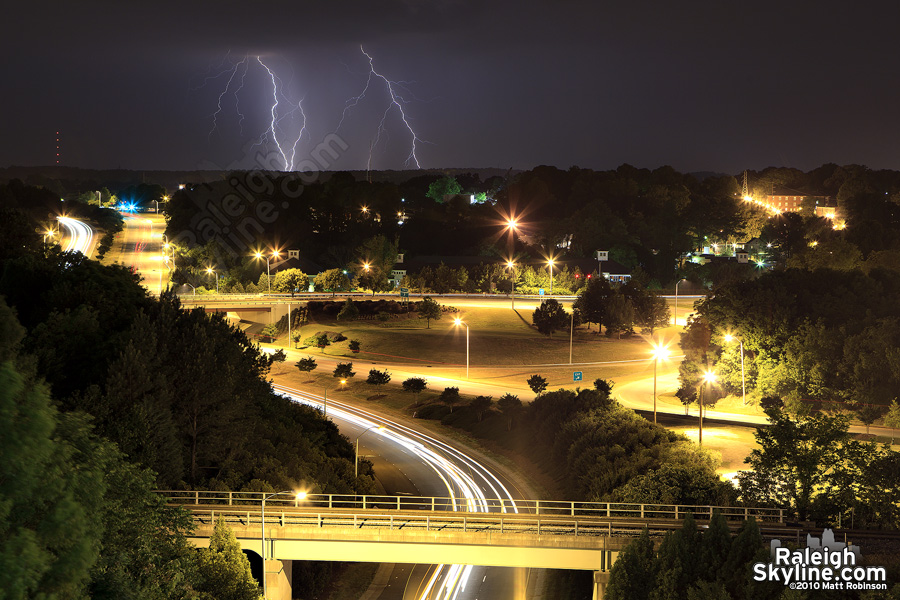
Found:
272,384 -> 542,600
57,216 -> 96,256
108,212 -> 170,295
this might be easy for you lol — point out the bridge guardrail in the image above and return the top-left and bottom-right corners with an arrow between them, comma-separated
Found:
161,491 -> 785,523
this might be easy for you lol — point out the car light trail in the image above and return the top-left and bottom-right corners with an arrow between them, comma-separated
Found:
272,384 -> 519,599
57,216 -> 94,255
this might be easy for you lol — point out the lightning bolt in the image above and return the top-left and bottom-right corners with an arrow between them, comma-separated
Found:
208,56 -> 249,141
256,56 -> 307,171
339,45 -> 426,169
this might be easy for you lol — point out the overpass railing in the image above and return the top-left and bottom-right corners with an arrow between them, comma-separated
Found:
161,491 -> 785,523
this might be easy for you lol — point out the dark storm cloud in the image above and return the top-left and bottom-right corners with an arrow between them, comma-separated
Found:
5,1 -> 900,172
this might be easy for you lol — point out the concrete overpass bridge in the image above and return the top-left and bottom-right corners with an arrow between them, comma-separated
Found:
165,491 -> 791,600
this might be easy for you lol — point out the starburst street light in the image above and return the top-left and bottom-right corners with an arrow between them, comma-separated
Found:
205,267 -> 219,294
253,250 -> 280,294
453,317 -> 470,379
506,260 -> 517,310
547,257 -> 556,295
650,342 -> 671,424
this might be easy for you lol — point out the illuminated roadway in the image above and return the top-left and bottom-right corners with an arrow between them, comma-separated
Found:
57,216 -> 95,256
271,384 -> 540,600
111,212 -> 170,295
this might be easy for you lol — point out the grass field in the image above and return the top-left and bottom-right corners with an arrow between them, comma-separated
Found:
281,302 -> 684,369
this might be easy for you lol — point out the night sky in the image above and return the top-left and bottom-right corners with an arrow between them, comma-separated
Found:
5,1 -> 900,174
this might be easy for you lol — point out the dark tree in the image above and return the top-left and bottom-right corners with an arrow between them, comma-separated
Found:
469,395 -> 493,421
295,356 -> 318,372
439,386 -> 462,412
366,369 -> 391,385
497,393 -> 523,430
526,374 -> 548,396
402,377 -> 427,394
333,362 -> 355,379
532,299 -> 568,338
418,296 -> 442,328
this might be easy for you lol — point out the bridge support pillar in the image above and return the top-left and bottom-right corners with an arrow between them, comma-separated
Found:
265,559 -> 292,600
591,571 -> 609,600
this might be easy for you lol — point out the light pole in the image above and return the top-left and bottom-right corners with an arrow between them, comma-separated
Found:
569,307 -> 575,365
43,228 -> 55,248
261,490 -> 306,597
152,199 -> 159,213
453,317 -> 469,379
185,283 -> 196,296
254,250 -> 280,294
548,258 -> 555,295
651,343 -> 671,424
355,425 -> 384,477
674,278 -> 687,326
700,371 -> 717,445
205,267 -> 219,294
506,261 -> 517,310
724,334 -> 746,405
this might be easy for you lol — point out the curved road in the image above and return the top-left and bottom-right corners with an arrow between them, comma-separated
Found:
272,384 -> 540,600
57,216 -> 95,256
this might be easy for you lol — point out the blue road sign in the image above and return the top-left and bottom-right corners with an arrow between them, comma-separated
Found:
539,289 -> 545,296
573,371 -> 583,382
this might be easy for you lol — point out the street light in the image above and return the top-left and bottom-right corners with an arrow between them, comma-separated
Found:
205,267 -> 219,294
724,334 -> 746,405
651,342 -> 671,424
506,261 -> 516,310
673,278 -> 687,326
355,425 -> 385,477
547,258 -> 555,295
43,228 -> 55,248
261,490 -> 306,597
700,371 -> 717,445
254,250 -> 280,294
453,317 -> 469,379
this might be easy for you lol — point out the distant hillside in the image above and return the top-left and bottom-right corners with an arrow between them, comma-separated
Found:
0,165 -> 519,195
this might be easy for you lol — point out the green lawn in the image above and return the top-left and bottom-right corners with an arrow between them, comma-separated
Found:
282,304 -> 679,369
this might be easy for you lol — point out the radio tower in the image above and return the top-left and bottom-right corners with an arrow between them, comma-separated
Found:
56,131 -> 60,165
741,170 -> 750,200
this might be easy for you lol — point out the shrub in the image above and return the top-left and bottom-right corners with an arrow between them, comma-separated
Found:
402,377 -> 427,394
333,362 -> 355,378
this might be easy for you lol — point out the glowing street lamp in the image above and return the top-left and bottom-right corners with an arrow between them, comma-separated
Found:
254,250 -> 280,294
454,317 -> 469,379
506,261 -> 517,310
724,334 -> 746,405
674,278 -> 687,326
355,425 -> 385,478
651,342 -> 671,424
205,267 -> 219,294
261,490 -> 306,597
547,258 -> 555,295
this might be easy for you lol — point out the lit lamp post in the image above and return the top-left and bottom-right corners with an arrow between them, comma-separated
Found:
355,425 -> 385,477
673,278 -> 687,326
700,371 -> 717,445
548,258 -> 555,295
205,267 -> 219,294
43,228 -> 55,248
724,334 -> 746,405
651,343 -> 671,424
453,317 -> 469,379
506,261 -> 517,310
261,490 -> 306,597
254,250 -> 280,294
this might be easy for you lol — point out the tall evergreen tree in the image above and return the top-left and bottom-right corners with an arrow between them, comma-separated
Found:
196,517 -> 261,600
